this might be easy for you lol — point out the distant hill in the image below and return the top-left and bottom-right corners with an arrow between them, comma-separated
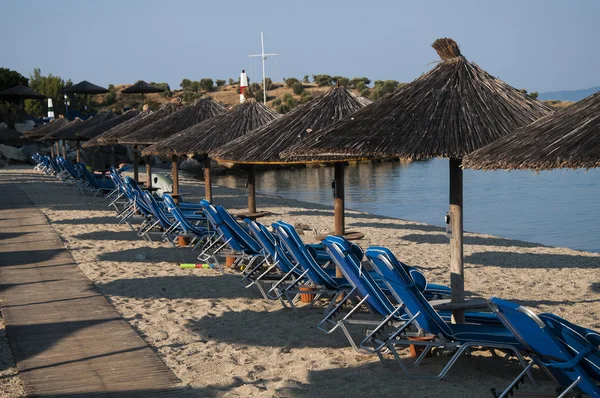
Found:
538,86 -> 600,102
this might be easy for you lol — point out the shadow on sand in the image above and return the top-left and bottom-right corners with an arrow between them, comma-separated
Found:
466,251 -> 600,269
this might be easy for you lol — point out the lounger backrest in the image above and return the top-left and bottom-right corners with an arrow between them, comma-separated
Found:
274,221 -> 338,288
246,220 -> 276,256
323,236 -> 396,317
490,297 -> 600,396
142,192 -> 172,229
367,246 -> 428,293
538,313 -> 600,382
366,247 -> 452,337
201,205 -> 245,252
215,206 -> 261,253
162,195 -> 198,233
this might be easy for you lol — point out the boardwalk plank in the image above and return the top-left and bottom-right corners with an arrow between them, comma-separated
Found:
0,185 -> 193,397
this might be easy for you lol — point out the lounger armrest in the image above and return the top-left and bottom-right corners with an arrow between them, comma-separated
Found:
430,298 -> 489,311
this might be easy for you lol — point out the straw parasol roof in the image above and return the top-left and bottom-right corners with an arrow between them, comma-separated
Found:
211,86 -> 371,164
463,91 -> 600,171
24,118 -> 70,140
76,109 -> 141,141
82,104 -> 181,148
45,112 -> 117,141
282,38 -> 553,162
0,84 -> 46,100
62,80 -> 108,95
118,97 -> 227,146
143,99 -> 279,157
121,80 -> 164,94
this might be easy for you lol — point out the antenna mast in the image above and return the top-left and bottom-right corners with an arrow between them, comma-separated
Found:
249,32 -> 279,104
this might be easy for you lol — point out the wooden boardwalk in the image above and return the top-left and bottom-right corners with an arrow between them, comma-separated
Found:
0,185 -> 193,397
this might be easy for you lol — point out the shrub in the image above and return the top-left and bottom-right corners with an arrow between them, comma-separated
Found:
254,89 -> 264,101
264,77 -> 276,90
286,97 -> 298,108
283,93 -> 293,102
285,78 -> 299,88
302,75 -> 310,83
350,77 -> 371,87
228,78 -> 235,85
312,74 -> 333,87
292,81 -> 304,95
180,78 -> 192,90
182,91 -> 197,103
271,98 -> 282,106
189,81 -> 200,93
200,78 -> 214,91
338,77 -> 350,87
299,93 -> 313,104
104,91 -> 117,105
250,82 -> 261,92
355,81 -> 366,92
370,86 -> 385,101
360,89 -> 371,98
216,79 -> 226,87
275,104 -> 290,114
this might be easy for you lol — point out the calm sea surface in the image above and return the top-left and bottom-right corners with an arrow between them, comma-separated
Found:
211,159 -> 600,253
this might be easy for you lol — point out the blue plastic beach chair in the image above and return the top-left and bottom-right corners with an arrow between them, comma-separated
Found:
489,297 -> 600,397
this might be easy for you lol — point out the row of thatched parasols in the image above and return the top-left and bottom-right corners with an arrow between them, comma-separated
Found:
34,38 -> 600,322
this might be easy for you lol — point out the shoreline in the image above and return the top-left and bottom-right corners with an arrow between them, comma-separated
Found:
0,165 -> 598,397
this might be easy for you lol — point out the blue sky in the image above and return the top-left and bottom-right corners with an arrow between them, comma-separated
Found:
1,0 -> 599,92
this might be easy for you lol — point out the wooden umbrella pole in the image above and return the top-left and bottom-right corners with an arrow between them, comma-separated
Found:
334,162 -> 345,236
145,156 -> 152,188
449,158 -> 465,324
49,144 -> 54,158
133,145 -> 139,182
247,164 -> 256,214
61,140 -> 67,158
55,142 -> 60,158
76,141 -> 81,163
172,154 -> 179,198
203,157 -> 212,203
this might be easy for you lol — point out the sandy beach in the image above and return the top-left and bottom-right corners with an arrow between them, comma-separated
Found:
0,164 -> 598,397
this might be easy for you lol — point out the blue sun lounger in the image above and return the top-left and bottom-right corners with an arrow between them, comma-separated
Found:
196,203 -> 263,273
489,297 -> 600,398
365,247 -> 533,381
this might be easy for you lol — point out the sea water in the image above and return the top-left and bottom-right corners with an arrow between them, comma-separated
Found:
211,159 -> 600,253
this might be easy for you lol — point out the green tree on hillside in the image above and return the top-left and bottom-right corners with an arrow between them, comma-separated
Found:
180,78 -> 192,90
312,74 -> 334,86
302,75 -> 309,83
200,78 -> 214,91
285,77 -> 299,88
0,68 -> 28,91
216,79 -> 226,87
24,68 -> 72,117
150,82 -> 172,98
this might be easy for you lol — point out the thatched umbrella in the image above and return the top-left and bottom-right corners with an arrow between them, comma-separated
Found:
119,98 -> 227,194
46,112 -> 116,161
282,38 -> 553,321
84,103 -> 181,182
24,118 -> 70,140
121,80 -> 164,103
463,91 -> 600,170
143,97 -> 280,203
75,109 -> 141,168
62,80 -> 109,117
211,86 -> 371,223
0,84 -> 46,110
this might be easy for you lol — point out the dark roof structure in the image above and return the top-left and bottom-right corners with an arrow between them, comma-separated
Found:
76,109 -> 141,140
62,80 -> 109,95
121,81 -> 165,94
464,91 -> 600,170
83,104 -> 181,148
211,86 -> 371,164
143,99 -> 279,157
282,38 -> 553,162
118,98 -> 227,146
0,84 -> 46,100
